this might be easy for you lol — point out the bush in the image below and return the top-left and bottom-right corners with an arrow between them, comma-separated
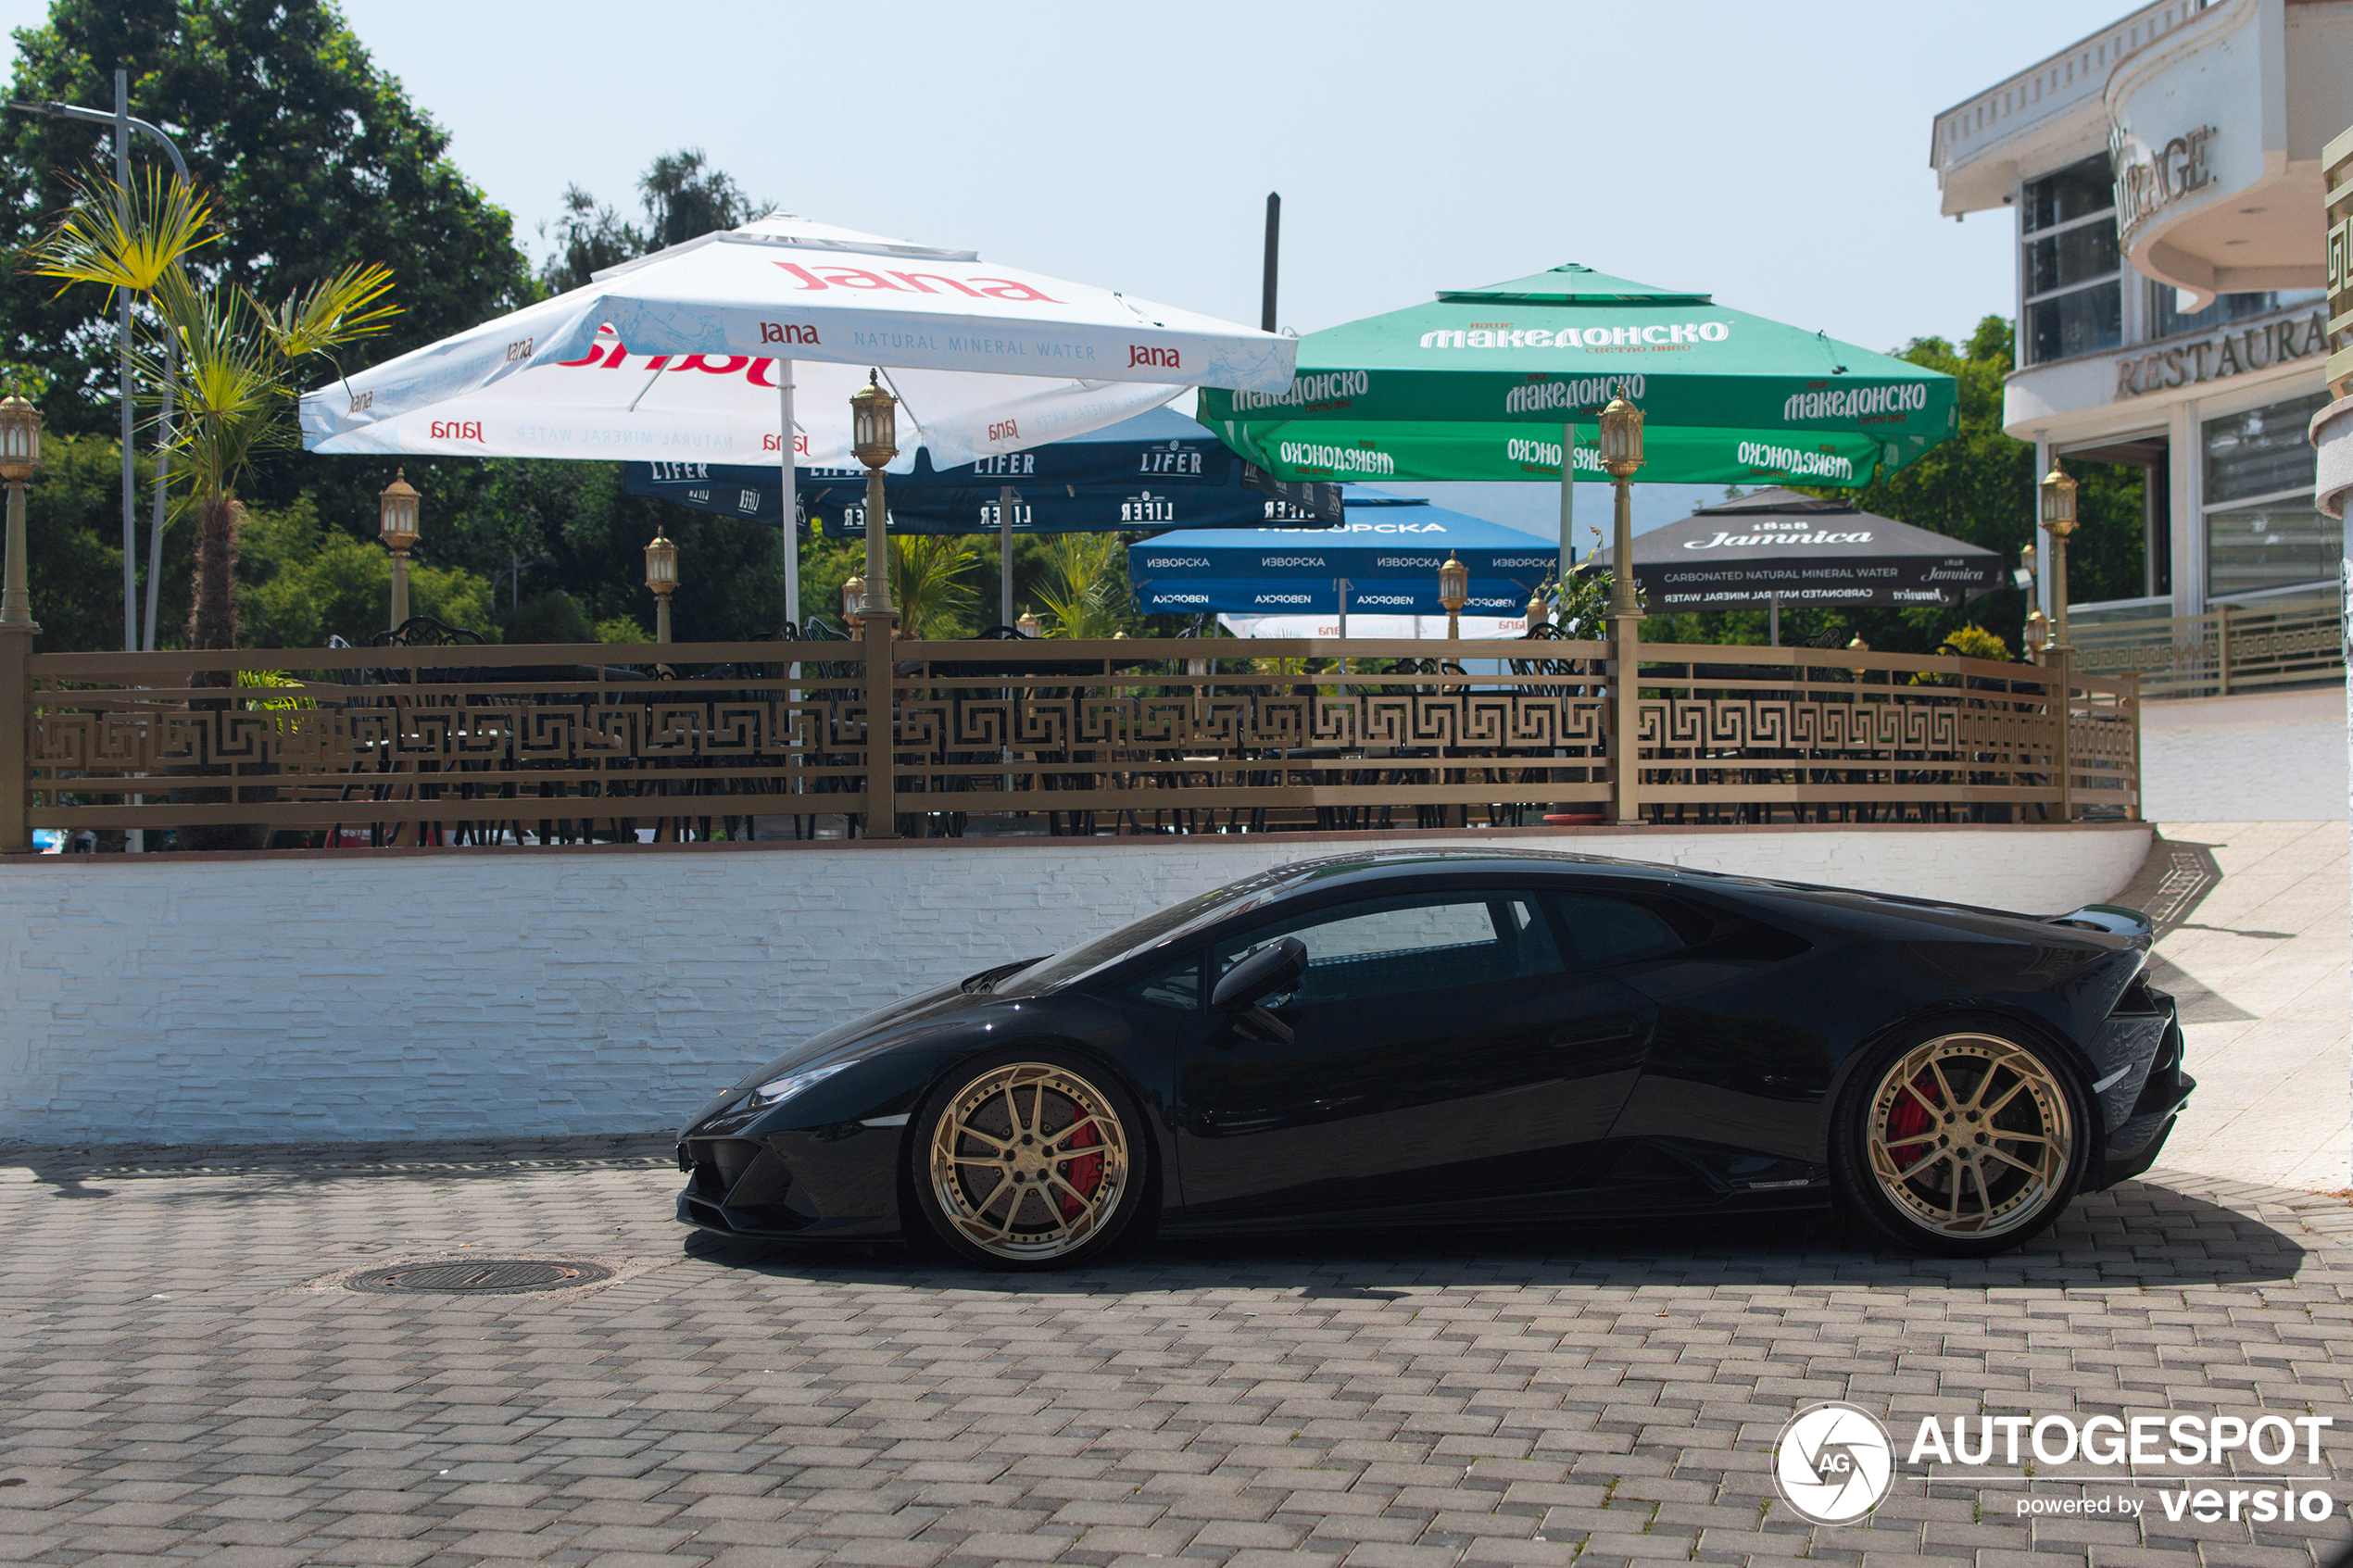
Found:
239,498 -> 494,646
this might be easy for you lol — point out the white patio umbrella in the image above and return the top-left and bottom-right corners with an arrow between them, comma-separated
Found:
298,214 -> 1296,624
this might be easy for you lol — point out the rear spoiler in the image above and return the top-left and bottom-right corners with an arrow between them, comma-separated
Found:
2043,903 -> 2153,947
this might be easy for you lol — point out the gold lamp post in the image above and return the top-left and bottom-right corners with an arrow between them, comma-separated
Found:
1846,633 -> 1871,680
0,394 -> 42,633
849,372 -> 898,627
644,529 -> 679,644
1598,394 -> 1645,617
0,392 -> 37,854
378,469 -> 421,632
1524,585 -> 1550,633
842,573 -> 866,626
1438,552 -> 1468,639
2023,607 -> 2049,662
849,372 -> 901,837
1016,610 -> 1042,638
1597,392 -> 1646,826
2037,463 -> 2079,653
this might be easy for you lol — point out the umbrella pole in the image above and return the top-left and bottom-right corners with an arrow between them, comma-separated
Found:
1335,577 -> 1348,692
1558,422 -> 1576,591
1000,485 -> 1014,629
778,358 -> 799,632
1769,591 -> 1780,647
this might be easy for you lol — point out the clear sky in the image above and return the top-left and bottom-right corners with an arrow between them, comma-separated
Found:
3,0 -> 2135,537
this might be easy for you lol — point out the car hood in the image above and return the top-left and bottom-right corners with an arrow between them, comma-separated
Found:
685,966 -> 1039,1128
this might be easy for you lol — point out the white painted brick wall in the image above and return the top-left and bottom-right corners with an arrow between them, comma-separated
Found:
0,824 -> 2150,1148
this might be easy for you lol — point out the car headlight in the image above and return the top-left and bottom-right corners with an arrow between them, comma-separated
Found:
749,1060 -> 854,1107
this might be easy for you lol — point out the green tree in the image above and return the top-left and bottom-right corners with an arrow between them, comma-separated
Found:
0,0 -> 532,432
536,147 -> 764,294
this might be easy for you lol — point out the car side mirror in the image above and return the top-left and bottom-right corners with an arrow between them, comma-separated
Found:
1212,938 -> 1304,1044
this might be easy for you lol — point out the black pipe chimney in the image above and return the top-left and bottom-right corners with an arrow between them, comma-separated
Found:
1261,193 -> 1280,334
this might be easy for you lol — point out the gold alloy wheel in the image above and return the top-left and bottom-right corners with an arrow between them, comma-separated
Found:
927,1062 -> 1130,1261
1867,1033 -> 2073,1240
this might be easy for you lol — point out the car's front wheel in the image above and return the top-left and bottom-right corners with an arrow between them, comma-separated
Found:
1833,1020 -> 2088,1257
909,1052 -> 1146,1270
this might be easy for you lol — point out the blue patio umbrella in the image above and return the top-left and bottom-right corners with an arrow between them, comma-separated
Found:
626,407 -> 1343,629
622,407 -> 1341,534
1127,493 -> 1558,621
1132,578 -> 1535,617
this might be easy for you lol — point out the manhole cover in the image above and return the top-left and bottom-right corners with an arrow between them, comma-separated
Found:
346,1259 -> 613,1296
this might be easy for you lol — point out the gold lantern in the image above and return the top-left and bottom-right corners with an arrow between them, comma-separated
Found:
1596,394 -> 1645,478
378,469 -> 422,631
0,394 -> 44,483
1438,552 -> 1469,640
645,530 -> 679,643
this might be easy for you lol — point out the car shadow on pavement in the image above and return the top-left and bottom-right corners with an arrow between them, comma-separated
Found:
681,1177 -> 2309,1294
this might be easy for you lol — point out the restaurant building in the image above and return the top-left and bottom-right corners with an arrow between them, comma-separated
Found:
1931,0 -> 2353,628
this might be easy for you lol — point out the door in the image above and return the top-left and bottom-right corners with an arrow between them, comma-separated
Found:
1171,887 -> 1655,1222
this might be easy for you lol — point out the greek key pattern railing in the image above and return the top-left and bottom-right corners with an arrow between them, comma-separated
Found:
6,636 -> 2136,847
2070,595 -> 2342,697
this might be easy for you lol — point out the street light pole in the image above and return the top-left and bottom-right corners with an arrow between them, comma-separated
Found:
378,470 -> 420,633
849,373 -> 900,838
1597,394 -> 1646,826
2038,463 -> 2080,654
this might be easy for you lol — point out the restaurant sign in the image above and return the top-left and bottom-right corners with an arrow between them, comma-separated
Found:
2114,311 -> 2328,399
2112,123 -> 2218,245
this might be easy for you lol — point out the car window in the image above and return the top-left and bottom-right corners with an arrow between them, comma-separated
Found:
1554,892 -> 1681,967
1213,892 -> 1563,1007
1107,953 -> 1202,1014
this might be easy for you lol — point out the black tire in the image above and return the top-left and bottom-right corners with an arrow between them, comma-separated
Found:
907,1048 -> 1148,1271
1831,1015 -> 2091,1258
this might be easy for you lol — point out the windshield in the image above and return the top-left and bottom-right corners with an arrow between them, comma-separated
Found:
998,865 -> 1308,995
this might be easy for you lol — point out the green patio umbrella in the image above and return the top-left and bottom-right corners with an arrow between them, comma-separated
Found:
1198,264 -> 1958,583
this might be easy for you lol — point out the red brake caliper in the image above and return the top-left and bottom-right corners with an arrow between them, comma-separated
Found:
1884,1071 -> 1941,1164
1058,1119 -> 1103,1220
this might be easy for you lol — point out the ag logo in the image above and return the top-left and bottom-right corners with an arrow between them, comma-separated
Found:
1772,1401 -> 1894,1525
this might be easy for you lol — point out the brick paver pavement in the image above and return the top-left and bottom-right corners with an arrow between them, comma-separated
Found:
2,1145 -> 2350,1568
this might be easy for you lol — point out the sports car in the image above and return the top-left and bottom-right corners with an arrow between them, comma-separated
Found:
675,847 -> 2192,1268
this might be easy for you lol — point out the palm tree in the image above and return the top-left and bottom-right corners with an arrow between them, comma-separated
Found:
25,168 -> 397,655
155,262 -> 397,654
1035,533 -> 1129,639
887,533 -> 981,639
23,167 -> 217,648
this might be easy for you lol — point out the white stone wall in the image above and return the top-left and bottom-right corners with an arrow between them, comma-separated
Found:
0,823 -> 2151,1148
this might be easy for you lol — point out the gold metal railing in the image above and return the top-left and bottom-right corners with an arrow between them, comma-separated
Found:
2068,594 -> 2343,698
2,634 -> 2136,850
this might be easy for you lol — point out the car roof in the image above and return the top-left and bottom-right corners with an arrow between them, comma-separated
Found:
1249,847 -> 1684,898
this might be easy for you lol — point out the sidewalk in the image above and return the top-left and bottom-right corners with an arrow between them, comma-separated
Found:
2130,822 -> 2350,1190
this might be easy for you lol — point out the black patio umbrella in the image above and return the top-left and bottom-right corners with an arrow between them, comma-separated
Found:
1588,488 -> 2001,631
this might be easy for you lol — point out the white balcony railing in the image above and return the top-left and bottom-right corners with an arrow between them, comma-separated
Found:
1931,0 -> 2214,179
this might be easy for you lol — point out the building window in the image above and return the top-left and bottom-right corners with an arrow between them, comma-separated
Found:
2149,284 -> 2326,342
2202,391 -> 2340,600
2021,156 -> 2122,365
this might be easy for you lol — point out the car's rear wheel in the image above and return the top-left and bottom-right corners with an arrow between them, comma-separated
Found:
1833,1021 -> 2087,1257
909,1053 -> 1145,1270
